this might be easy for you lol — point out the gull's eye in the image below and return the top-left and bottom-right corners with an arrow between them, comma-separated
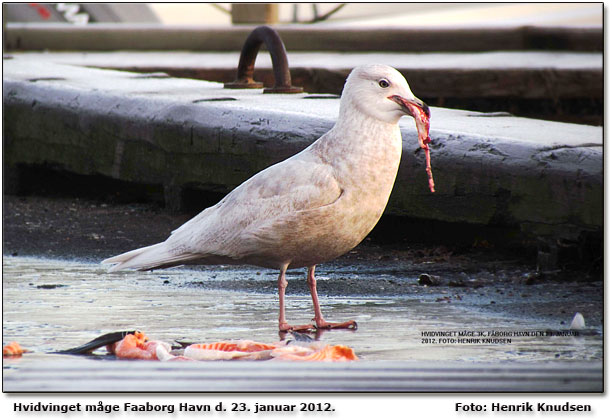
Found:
378,79 -> 390,88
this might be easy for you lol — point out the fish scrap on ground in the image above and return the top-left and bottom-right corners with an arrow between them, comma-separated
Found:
3,330 -> 358,362
3,342 -> 29,357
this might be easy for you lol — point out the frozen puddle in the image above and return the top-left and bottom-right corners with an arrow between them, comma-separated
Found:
3,256 -> 602,367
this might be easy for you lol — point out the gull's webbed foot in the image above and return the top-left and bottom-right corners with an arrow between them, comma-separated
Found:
278,322 -> 316,333
315,319 -> 358,330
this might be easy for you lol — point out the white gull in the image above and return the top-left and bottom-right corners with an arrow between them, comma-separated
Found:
103,64 -> 430,331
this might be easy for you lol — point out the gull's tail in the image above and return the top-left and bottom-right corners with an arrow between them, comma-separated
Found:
102,242 -> 197,272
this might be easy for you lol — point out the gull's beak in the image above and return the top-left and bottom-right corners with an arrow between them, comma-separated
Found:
388,95 -> 430,119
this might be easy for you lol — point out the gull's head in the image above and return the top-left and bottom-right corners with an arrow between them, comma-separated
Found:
340,64 -> 430,124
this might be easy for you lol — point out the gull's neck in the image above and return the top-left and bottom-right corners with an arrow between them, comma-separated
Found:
311,101 -> 403,173
331,102 -> 400,145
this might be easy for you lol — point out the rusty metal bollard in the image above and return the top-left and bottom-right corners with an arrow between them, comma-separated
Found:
224,26 -> 303,94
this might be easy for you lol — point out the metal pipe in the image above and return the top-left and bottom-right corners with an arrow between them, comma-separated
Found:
224,25 -> 303,94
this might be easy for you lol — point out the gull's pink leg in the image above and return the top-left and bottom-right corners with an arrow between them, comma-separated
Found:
307,265 -> 357,330
277,264 -> 315,332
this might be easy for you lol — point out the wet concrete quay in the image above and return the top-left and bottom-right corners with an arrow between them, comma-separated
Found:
2,255 -> 603,361
2,198 -> 603,392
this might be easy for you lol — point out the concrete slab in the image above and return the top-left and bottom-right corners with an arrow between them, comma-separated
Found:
3,56 -> 602,243
9,50 -> 602,99
8,50 -> 601,125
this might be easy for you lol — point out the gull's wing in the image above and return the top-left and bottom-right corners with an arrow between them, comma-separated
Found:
165,146 -> 342,259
